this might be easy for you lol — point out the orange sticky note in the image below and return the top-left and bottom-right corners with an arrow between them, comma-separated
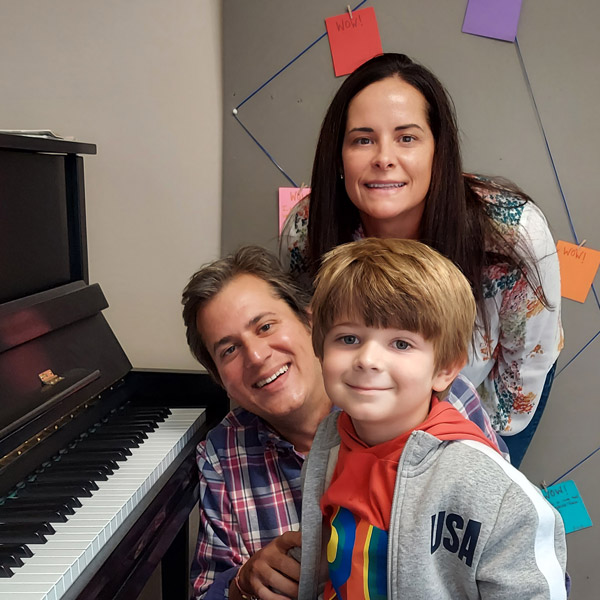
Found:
278,187 -> 310,234
325,7 -> 383,77
556,240 -> 600,303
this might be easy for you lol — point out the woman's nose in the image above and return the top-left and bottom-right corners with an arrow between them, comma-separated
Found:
373,140 -> 395,169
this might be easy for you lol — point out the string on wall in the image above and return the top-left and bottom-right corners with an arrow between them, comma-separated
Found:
229,1 -> 599,481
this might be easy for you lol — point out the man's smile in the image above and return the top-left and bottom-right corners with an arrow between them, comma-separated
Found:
254,364 -> 289,388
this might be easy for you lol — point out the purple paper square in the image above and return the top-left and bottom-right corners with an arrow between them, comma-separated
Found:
462,0 -> 523,42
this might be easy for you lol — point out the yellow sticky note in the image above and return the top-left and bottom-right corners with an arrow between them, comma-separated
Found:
556,240 -> 600,303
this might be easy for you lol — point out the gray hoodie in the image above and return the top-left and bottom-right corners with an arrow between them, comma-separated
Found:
297,412 -> 567,600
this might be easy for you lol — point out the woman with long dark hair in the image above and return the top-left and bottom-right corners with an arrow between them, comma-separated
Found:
281,53 -> 562,466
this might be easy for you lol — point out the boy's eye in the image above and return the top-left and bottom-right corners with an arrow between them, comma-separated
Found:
340,335 -> 359,345
394,340 -> 410,350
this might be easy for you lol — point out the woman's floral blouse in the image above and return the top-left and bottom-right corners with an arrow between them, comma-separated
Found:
280,185 -> 563,436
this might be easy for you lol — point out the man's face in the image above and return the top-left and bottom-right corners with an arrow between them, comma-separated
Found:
196,274 -> 325,423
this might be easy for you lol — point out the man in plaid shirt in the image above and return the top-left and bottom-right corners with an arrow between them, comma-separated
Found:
182,247 -> 506,600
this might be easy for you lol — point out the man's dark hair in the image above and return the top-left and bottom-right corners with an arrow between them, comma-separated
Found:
182,246 -> 311,385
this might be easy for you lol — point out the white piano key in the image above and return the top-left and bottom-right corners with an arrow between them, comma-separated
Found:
0,407 -> 205,600
0,582 -> 56,593
18,555 -> 80,566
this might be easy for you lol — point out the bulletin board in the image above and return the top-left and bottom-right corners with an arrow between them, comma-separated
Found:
221,1 -> 599,593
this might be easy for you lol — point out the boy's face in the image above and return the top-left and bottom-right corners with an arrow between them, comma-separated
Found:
321,320 -> 459,446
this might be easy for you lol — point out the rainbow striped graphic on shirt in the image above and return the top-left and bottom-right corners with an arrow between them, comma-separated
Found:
325,506 -> 387,599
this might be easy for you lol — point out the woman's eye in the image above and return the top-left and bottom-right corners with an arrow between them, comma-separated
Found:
340,335 -> 359,345
394,340 -> 410,350
400,135 -> 415,143
222,345 -> 237,357
259,323 -> 272,333
353,137 -> 371,146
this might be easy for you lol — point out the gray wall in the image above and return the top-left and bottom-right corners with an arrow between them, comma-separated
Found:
222,1 -> 599,596
0,0 -> 222,371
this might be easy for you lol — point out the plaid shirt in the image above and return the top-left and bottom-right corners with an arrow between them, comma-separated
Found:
191,374 -> 507,599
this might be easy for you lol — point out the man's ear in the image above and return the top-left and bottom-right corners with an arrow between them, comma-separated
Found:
432,359 -> 466,393
305,306 -> 313,325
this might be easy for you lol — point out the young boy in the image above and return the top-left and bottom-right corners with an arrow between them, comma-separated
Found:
297,238 -> 566,600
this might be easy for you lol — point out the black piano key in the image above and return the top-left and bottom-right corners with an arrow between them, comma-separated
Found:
112,418 -> 152,426
108,409 -> 161,423
0,544 -> 33,558
65,446 -> 132,459
109,414 -> 160,422
30,469 -> 109,484
121,408 -> 170,421
1,498 -> 80,513
0,522 -> 54,535
88,431 -> 147,443
0,522 -> 54,544
0,528 -> 48,544
92,428 -> 149,440
73,437 -> 139,450
0,550 -> 24,568
43,463 -> 114,477
24,476 -> 99,491
122,404 -> 169,412
0,508 -> 68,523
98,415 -> 159,425
100,421 -> 157,432
0,564 -> 13,578
53,454 -> 123,468
12,484 -> 93,499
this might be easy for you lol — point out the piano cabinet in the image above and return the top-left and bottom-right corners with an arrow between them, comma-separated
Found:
0,369 -> 228,600
0,133 -> 229,599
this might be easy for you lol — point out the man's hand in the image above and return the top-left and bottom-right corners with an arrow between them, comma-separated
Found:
231,530 -> 301,600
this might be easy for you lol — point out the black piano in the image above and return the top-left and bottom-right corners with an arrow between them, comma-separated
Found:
0,133 -> 227,599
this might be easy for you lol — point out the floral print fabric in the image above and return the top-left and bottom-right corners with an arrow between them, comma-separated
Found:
279,186 -> 563,435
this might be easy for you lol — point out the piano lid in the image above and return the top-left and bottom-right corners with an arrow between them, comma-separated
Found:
0,133 -> 95,304
0,134 -> 131,463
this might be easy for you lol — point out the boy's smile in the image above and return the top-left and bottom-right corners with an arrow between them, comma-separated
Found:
321,321 -> 458,446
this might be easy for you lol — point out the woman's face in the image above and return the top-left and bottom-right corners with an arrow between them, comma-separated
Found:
341,76 -> 435,239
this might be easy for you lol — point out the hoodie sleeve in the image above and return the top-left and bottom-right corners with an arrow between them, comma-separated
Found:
476,481 -> 567,599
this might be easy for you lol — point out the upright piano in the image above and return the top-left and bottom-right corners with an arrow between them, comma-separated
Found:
0,133 -> 227,599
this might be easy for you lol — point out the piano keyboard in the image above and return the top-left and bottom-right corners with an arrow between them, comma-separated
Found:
0,407 -> 206,600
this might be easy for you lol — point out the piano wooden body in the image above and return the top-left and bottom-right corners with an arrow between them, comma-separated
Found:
0,133 -> 227,599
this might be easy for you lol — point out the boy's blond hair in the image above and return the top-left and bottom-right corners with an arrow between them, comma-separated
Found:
311,238 -> 476,371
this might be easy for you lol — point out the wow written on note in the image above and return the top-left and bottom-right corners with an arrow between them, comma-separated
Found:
278,187 -> 310,234
556,240 -> 600,303
325,7 -> 382,77
542,480 -> 592,535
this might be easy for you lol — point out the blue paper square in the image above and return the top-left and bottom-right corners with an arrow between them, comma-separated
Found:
542,480 -> 593,534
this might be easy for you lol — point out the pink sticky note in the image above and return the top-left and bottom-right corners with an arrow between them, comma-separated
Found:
556,240 -> 600,303
325,7 -> 383,77
462,0 -> 523,42
279,187 -> 310,233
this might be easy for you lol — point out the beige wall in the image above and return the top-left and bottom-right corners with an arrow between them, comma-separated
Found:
0,0 -> 222,370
